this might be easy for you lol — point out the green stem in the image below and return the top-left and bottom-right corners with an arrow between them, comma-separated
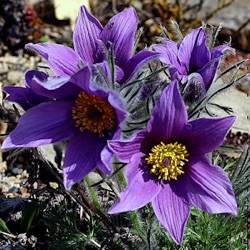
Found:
130,211 -> 142,234
85,175 -> 100,209
115,163 -> 127,191
114,164 -> 142,234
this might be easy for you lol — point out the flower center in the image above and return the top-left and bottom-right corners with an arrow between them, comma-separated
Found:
145,142 -> 189,181
72,92 -> 116,137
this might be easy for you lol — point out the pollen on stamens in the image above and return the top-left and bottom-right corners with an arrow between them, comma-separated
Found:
145,142 -> 189,181
72,92 -> 117,137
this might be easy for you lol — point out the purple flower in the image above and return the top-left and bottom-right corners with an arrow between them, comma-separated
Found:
154,27 -> 234,100
26,6 -> 158,83
108,80 -> 237,244
2,67 -> 127,190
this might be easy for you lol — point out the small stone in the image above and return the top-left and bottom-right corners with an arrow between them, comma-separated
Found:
7,70 -> 24,85
11,167 -> 23,175
0,161 -> 7,174
18,233 -> 27,246
19,187 -> 30,198
8,186 -> 19,193
0,62 -> 8,74
49,182 -> 59,189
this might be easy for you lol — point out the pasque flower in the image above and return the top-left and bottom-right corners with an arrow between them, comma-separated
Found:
2,67 -> 127,189
26,6 -> 158,84
154,27 -> 234,100
108,80 -> 237,244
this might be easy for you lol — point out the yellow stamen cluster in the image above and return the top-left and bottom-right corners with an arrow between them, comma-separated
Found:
145,142 -> 189,181
72,92 -> 116,137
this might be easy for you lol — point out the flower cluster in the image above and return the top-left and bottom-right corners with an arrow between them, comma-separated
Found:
153,27 -> 235,102
2,5 -> 237,245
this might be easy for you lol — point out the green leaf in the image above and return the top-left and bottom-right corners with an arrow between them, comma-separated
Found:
0,217 -> 11,234
39,35 -> 49,43
20,202 -> 38,232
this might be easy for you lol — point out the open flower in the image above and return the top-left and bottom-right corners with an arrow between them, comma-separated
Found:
26,6 -> 158,84
2,67 -> 127,189
108,80 -> 237,244
154,27 -> 234,100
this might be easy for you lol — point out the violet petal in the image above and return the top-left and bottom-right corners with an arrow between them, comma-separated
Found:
108,130 -> 147,163
184,157 -> 237,215
26,43 -> 79,76
63,131 -> 108,190
4,86 -> 48,110
108,153 -> 161,213
25,71 -> 79,99
122,50 -> 159,83
211,45 -> 235,60
73,6 -> 103,64
147,80 -> 188,141
152,184 -> 190,244
154,40 -> 184,74
185,116 -> 236,155
69,67 -> 103,96
197,57 -> 220,90
107,91 -> 128,125
179,28 -> 209,72
1,100 -> 75,149
100,7 -> 137,69
98,145 -> 113,174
